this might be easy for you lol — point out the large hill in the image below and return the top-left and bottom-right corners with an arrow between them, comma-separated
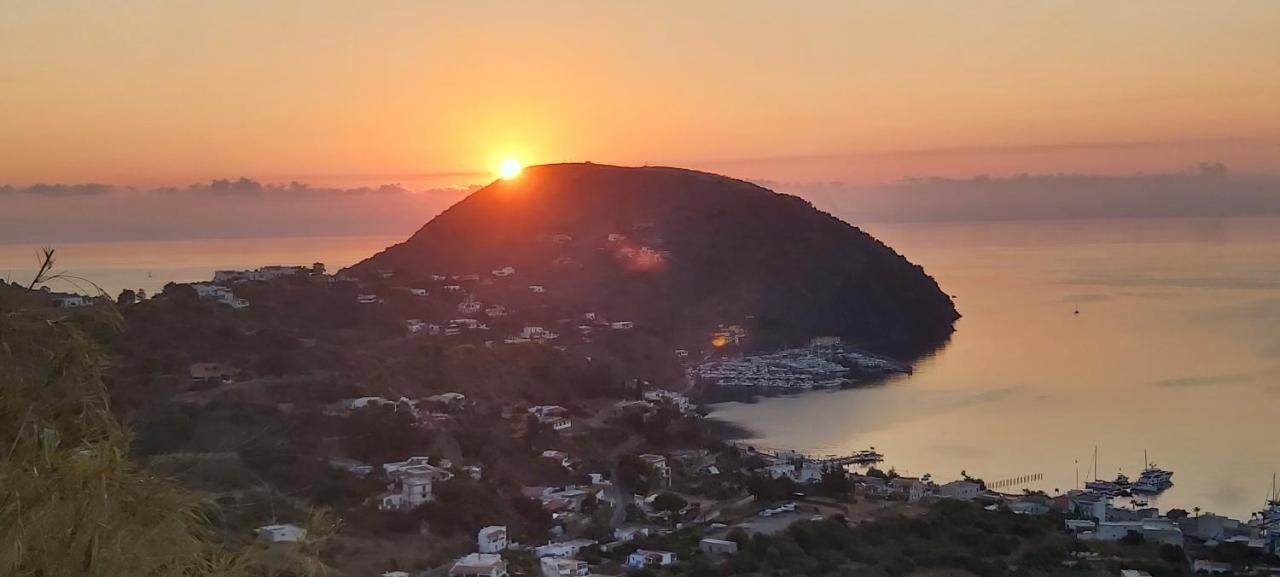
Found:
347,163 -> 958,358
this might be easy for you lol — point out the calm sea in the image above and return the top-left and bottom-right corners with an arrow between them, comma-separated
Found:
712,216 -> 1280,519
3,218 -> 1277,518
0,235 -> 402,297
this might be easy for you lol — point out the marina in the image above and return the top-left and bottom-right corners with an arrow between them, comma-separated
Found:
691,338 -> 910,390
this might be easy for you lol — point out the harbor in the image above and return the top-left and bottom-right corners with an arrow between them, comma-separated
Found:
691,338 -> 910,391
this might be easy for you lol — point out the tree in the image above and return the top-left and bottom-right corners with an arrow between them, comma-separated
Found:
652,492 -> 688,512
1160,544 -> 1186,564
747,475 -> 797,502
116,288 -> 137,305
0,296 -> 335,576
820,465 -> 853,496
342,404 -> 430,464
616,454 -> 655,495
1119,531 -> 1145,546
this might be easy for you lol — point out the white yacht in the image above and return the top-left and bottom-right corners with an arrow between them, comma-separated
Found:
1131,457 -> 1173,494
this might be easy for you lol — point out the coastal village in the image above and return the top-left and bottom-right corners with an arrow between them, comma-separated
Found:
18,260 -> 1280,577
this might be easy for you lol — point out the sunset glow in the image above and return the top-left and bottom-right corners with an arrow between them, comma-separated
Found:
2,3 -> 1278,186
499,159 -> 523,180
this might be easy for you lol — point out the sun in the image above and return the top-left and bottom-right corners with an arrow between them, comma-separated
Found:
499,158 -> 523,180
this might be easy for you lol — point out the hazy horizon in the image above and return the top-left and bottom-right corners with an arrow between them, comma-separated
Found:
5,163 -> 1280,244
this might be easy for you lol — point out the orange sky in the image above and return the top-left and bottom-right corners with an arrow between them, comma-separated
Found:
3,1 -> 1280,186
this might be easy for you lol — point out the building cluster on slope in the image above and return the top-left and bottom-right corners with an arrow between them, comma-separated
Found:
214,264 -> 321,284
192,282 -> 250,309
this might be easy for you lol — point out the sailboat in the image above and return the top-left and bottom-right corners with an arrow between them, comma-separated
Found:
1262,474 -> 1280,525
1084,446 -> 1131,495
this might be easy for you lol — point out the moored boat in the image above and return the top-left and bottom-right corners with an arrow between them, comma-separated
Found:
1132,451 -> 1174,494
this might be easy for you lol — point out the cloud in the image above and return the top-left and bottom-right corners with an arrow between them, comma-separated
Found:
702,139 -> 1280,166
1150,371 -> 1261,389
1061,293 -> 1112,304
2,177 -> 476,202
773,165 -> 1280,224
167,178 -> 442,198
927,443 -> 991,460
0,183 -> 115,196
0,177 -> 476,243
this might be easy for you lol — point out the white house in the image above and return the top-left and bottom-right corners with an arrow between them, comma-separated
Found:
539,557 -> 588,577
1009,496 -> 1052,515
638,454 -> 671,484
357,294 -> 381,304
614,526 -> 652,542
1193,560 -> 1231,574
529,285 -> 546,293
548,418 -> 572,431
478,525 -> 509,554
520,326 -> 558,341
485,304 -> 509,317
379,475 -> 433,510
213,265 -> 305,284
643,390 -> 694,414
409,288 -> 428,296
191,283 -> 249,308
458,296 -> 483,314
427,392 -> 467,405
50,294 -> 92,308
607,233 -> 626,242
937,480 -> 981,500
890,477 -> 929,503
383,456 -> 454,482
699,538 -> 739,554
610,321 -> 634,330
256,523 -> 307,543
1089,520 -> 1184,547
529,405 -> 567,421
1068,491 -> 1110,522
534,539 -> 597,559
450,553 -> 508,577
627,550 -> 676,568
405,319 -> 428,333
1065,519 -> 1097,534
529,405 -> 574,431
